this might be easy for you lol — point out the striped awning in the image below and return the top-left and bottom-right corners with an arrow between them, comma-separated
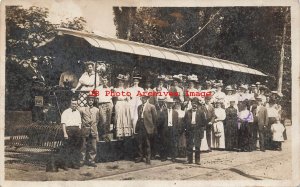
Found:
57,28 -> 267,76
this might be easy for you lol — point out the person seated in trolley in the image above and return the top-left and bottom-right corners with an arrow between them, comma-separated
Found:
72,61 -> 101,93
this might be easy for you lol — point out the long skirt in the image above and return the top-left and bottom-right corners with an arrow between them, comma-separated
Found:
238,122 -> 251,151
115,100 -> 133,138
200,130 -> 209,151
212,122 -> 225,149
224,120 -> 238,150
129,98 -> 142,134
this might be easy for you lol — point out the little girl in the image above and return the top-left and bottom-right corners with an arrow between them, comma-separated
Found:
271,117 -> 285,151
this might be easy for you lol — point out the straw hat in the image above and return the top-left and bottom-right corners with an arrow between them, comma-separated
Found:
187,74 -> 199,83
133,74 -> 142,80
173,75 -> 182,82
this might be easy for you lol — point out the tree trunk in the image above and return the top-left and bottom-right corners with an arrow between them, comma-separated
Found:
277,9 -> 288,94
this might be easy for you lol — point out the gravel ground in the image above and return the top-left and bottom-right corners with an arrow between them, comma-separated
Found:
5,126 -> 292,181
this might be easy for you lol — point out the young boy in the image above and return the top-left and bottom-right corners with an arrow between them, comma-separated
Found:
270,117 -> 285,151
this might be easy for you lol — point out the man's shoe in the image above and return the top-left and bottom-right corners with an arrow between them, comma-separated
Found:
171,158 -> 176,162
161,158 -> 167,162
195,161 -> 201,165
135,157 -> 144,163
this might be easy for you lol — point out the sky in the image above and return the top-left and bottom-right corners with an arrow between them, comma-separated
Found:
5,0 -> 117,37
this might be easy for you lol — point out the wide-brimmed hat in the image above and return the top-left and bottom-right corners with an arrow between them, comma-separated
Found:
271,91 -> 283,97
239,84 -> 248,90
133,74 -> 142,80
84,61 -> 95,66
206,80 -> 212,85
256,82 -> 261,85
116,74 -> 128,81
165,75 -> 173,81
250,84 -> 257,88
225,85 -> 234,91
214,99 -> 222,104
157,75 -> 166,80
187,74 -> 198,83
214,83 -> 223,88
259,85 -> 269,91
249,96 -> 256,101
172,75 -> 182,82
178,74 -> 187,80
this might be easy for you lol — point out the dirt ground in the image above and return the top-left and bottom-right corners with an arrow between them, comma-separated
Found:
5,126 -> 292,181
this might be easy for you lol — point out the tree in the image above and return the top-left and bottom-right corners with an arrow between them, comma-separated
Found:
5,6 -> 89,111
6,6 -> 56,110
113,7 -> 136,39
60,17 -> 89,31
113,7 -> 291,115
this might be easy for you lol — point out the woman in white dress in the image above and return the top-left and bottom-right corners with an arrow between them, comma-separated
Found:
212,100 -> 226,149
128,75 -> 144,134
224,85 -> 238,109
113,74 -> 133,139
184,75 -> 199,111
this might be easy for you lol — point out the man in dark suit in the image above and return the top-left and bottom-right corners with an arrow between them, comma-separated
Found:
253,96 -> 269,151
184,97 -> 206,165
202,96 -> 216,151
135,95 -> 158,165
159,98 -> 179,162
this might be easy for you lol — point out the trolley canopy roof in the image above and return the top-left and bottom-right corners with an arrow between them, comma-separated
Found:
57,28 -> 267,76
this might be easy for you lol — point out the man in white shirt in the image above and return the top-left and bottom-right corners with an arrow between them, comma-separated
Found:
159,98 -> 179,162
96,76 -> 113,138
61,98 -> 82,169
184,97 -> 206,165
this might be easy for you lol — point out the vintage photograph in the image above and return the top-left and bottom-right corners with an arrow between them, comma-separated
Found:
2,0 -> 298,185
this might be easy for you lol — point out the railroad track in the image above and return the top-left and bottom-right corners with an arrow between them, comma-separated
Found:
181,152 -> 289,180
93,151 -> 235,180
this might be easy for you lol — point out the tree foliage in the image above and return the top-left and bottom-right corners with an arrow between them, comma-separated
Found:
60,17 -> 88,31
113,7 -> 291,113
5,6 -> 88,110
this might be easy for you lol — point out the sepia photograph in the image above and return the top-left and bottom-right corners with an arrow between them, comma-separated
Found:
1,0 -> 299,186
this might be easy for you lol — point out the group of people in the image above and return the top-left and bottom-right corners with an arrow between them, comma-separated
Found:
59,62 -> 287,169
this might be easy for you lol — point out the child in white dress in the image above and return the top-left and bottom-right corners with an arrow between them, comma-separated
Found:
271,118 -> 285,151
